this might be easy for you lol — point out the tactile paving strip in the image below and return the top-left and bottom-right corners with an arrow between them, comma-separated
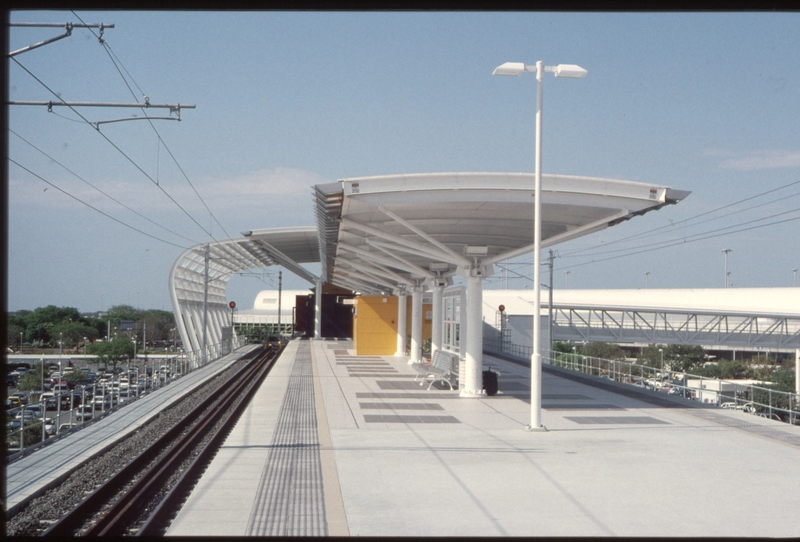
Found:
246,341 -> 327,536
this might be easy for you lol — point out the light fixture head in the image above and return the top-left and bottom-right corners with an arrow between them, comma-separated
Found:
241,230 -> 252,237
554,64 -> 588,78
429,262 -> 449,272
492,62 -> 526,76
465,245 -> 489,256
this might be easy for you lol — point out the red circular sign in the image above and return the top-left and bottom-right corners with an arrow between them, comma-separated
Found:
229,301 -> 236,309
498,304 -> 505,312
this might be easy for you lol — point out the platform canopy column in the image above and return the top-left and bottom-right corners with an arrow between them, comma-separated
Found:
409,284 -> 424,364
796,349 -> 799,395
395,288 -> 407,357
314,279 -> 322,340
430,280 -> 445,358
460,256 -> 493,397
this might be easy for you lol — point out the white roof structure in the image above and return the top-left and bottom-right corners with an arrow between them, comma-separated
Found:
171,172 -> 690,365
315,173 -> 690,294
483,288 -> 800,318
169,227 -> 319,361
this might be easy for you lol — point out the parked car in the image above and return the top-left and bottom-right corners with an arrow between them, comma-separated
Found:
59,423 -> 77,432
26,403 -> 44,417
40,392 -> 57,409
44,417 -> 57,435
76,405 -> 94,421
10,391 -> 29,405
756,412 -> 782,421
7,418 -> 22,431
15,409 -> 38,422
7,396 -> 22,409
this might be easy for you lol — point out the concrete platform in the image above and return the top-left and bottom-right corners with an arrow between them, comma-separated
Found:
167,338 -> 800,537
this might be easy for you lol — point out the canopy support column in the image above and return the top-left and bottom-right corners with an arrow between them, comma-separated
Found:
430,281 -> 444,358
314,279 -> 322,340
409,285 -> 423,364
395,290 -> 407,357
461,273 -> 485,397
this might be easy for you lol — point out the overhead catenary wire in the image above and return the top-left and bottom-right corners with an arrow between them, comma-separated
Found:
72,10 -> 236,242
562,213 -> 800,271
9,128 -> 200,246
9,158 -> 187,250
9,55 -> 214,241
560,204 -> 800,261
559,178 -> 800,259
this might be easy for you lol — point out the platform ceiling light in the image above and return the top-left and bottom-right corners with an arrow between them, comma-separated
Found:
241,231 -> 252,237
429,262 -> 450,272
465,245 -> 489,256
493,59 -> 586,433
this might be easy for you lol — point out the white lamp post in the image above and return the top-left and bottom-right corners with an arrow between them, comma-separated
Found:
493,60 -> 587,432
722,248 -> 732,288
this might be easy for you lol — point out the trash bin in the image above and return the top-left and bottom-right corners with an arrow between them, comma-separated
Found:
482,369 -> 498,396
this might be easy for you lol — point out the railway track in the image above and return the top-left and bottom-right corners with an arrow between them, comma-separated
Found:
41,345 -> 280,537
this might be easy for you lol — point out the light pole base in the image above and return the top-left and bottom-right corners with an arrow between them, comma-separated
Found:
525,424 -> 548,432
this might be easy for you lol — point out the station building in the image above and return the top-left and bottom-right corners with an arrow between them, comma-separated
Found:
169,172 -> 692,404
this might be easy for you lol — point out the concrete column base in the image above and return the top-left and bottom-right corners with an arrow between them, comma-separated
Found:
525,424 -> 548,432
407,358 -> 418,365
460,389 -> 487,398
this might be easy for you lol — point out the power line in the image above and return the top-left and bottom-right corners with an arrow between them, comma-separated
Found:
563,213 -> 800,270
72,10 -> 235,242
9,158 -> 187,250
10,55 -> 213,240
9,128 -> 200,245
560,205 -> 800,261
560,178 -> 800,258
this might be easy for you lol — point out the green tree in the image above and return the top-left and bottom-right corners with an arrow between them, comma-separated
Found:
7,322 -> 25,350
50,321 -> 99,349
580,342 -> 627,361
15,362 -> 45,392
552,341 -> 573,354
20,305 -> 82,347
87,337 -> 134,371
105,305 -> 141,327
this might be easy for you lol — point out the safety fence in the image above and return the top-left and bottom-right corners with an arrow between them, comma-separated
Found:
483,335 -> 800,426
6,335 -> 250,459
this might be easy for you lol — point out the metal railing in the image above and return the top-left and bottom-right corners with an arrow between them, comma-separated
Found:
6,336 -> 251,459
483,336 -> 800,426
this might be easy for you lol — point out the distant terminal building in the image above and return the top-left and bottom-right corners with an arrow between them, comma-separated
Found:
232,284 -> 356,339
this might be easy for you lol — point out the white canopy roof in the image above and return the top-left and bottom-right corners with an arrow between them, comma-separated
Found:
315,172 -> 690,295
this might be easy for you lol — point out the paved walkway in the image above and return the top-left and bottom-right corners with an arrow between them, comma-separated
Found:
167,338 -> 800,537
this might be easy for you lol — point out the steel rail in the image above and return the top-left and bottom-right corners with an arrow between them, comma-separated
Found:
137,346 -> 281,535
41,347 -> 272,536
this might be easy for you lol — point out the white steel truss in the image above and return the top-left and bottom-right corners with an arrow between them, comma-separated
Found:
552,306 -> 800,349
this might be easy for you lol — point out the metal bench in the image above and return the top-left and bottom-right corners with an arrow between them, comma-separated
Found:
412,350 -> 459,390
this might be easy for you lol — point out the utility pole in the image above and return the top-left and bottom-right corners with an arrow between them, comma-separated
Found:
548,250 -> 555,357
722,249 -> 732,288
277,270 -> 283,341
202,244 -> 209,362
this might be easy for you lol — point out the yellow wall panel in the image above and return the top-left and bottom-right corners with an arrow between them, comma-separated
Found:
354,296 -> 433,357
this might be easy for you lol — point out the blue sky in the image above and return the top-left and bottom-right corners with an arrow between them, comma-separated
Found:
7,11 -> 800,312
